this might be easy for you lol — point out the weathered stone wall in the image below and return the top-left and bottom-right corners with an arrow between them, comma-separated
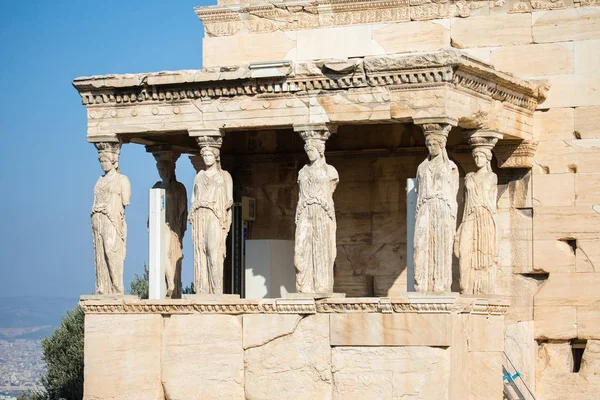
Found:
81,296 -> 507,400
200,2 -> 600,395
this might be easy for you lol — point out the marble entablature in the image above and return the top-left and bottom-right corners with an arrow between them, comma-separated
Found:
73,50 -> 548,148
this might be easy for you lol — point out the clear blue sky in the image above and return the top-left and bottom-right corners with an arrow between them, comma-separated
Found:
0,0 -> 214,298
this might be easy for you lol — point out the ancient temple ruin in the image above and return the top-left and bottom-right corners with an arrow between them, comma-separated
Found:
75,1 -> 600,399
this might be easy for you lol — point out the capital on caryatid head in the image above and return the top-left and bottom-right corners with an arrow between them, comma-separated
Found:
189,128 -> 224,150
414,116 -> 458,138
293,123 -> 337,143
463,130 -> 503,151
94,141 -> 122,158
146,144 -> 181,164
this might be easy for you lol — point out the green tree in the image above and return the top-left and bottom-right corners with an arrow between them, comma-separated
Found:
182,281 -> 195,295
23,306 -> 85,400
128,262 -> 149,299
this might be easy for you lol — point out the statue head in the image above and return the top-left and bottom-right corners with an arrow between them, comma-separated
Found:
201,146 -> 220,168
472,147 -> 493,170
152,151 -> 180,181
95,142 -> 121,173
425,134 -> 447,158
304,139 -> 325,163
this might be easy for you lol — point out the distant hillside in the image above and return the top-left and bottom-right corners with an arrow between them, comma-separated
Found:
0,297 -> 78,329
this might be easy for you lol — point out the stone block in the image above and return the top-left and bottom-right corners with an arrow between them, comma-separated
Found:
575,39 -> 600,74
536,340 -> 600,400
533,173 -> 575,207
537,74 -> 600,109
333,275 -> 373,297
468,351 -> 503,400
533,108 -> 575,141
575,106 -> 600,139
373,273 -> 407,297
162,315 -> 243,400
576,239 -> 600,272
202,31 -> 296,67
499,272 -> 545,324
367,243 -> 406,276
469,314 -> 505,352
297,25 -> 372,61
533,206 -> 600,241
462,47 -> 492,63
332,346 -> 450,400
496,208 -> 533,273
244,314 -> 332,400
451,14 -> 532,48
504,321 -> 536,392
372,212 -> 407,244
491,42 -> 573,77
575,173 -> 600,206
334,181 -> 371,214
533,140 -> 574,175
330,313 -> 451,346
533,8 -> 600,43
371,180 -> 402,213
372,20 -> 450,55
84,314 -> 163,400
243,314 -> 302,349
534,272 -> 600,306
578,306 -> 600,339
336,213 -> 372,245
533,239 -> 576,273
449,314 -> 469,400
534,306 -> 577,339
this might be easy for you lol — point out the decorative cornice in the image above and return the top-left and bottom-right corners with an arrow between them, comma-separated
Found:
73,51 -> 545,112
79,296 -> 510,315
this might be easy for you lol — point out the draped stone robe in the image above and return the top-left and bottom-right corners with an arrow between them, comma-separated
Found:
414,153 -> 459,293
294,162 -> 339,293
455,170 -> 498,294
190,169 -> 232,294
91,171 -> 131,295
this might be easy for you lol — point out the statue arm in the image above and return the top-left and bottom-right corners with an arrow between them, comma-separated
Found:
329,165 -> 339,193
491,173 -> 498,213
121,175 -> 131,207
450,165 -> 459,217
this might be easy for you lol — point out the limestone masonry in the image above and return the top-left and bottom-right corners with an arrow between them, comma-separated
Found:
74,0 -> 600,399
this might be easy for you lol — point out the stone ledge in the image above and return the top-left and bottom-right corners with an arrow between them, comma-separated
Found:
79,295 -> 509,315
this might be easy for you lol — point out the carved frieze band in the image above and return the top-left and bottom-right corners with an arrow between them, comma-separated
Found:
195,0 -> 576,37
79,298 -> 509,315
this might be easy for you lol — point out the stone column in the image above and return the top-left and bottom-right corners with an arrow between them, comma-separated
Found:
292,123 -> 339,294
412,118 -> 458,293
90,140 -> 131,295
456,131 -> 502,295
188,129 -> 233,294
146,145 -> 188,299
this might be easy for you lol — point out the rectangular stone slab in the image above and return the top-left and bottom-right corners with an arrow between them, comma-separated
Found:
330,312 -> 452,346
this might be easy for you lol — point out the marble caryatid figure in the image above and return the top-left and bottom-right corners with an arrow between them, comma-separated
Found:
189,135 -> 233,294
455,138 -> 499,295
151,149 -> 188,298
294,124 -> 339,293
91,142 -> 131,295
414,124 -> 459,293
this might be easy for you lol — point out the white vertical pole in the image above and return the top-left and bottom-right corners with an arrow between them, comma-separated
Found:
406,178 -> 418,292
149,188 -> 167,299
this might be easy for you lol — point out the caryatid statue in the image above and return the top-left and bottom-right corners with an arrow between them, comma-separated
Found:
413,122 -> 459,293
189,134 -> 233,294
455,135 -> 499,295
149,147 -> 188,299
293,124 -> 339,293
91,141 -> 131,295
